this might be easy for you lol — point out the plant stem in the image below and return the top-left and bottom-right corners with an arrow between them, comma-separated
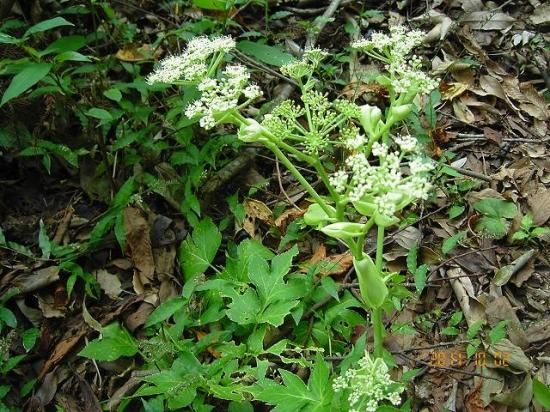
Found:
372,224 -> 385,358
267,143 -> 334,217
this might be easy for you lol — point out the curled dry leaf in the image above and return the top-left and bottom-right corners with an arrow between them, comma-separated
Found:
124,207 -> 155,292
95,269 -> 122,300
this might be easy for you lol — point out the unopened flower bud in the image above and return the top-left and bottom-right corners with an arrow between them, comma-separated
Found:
238,119 -> 268,143
387,104 -> 412,123
358,104 -> 382,135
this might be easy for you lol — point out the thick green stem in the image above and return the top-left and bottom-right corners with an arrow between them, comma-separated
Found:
372,224 -> 385,358
267,143 -> 334,218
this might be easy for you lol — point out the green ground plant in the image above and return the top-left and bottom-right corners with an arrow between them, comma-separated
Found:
141,26 -> 439,410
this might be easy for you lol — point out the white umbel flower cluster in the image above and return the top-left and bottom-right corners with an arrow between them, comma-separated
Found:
352,26 -> 439,95
184,64 -> 262,129
351,26 -> 424,61
333,352 -> 403,412
329,136 -> 433,218
146,36 -> 236,84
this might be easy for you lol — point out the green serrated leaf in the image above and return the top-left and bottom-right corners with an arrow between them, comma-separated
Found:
448,204 -> 465,219
104,88 -> 122,102
473,198 -> 517,219
475,216 -> 509,239
449,311 -> 463,327
489,320 -> 508,344
467,320 -> 484,339
79,322 -> 138,361
441,326 -> 459,336
179,218 -> 221,280
406,244 -> 418,273
226,288 -> 261,325
414,264 -> 428,293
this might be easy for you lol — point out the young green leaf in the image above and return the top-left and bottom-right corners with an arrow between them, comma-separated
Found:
533,378 -> 550,409
442,231 -> 466,255
1,63 -> 52,107
473,198 -> 517,219
23,17 -> 74,38
79,323 -> 138,362
237,41 -> 295,67
489,320 -> 508,344
179,218 -> 221,280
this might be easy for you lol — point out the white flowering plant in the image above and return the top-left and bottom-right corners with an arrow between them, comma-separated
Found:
147,29 -> 437,364
333,351 -> 404,412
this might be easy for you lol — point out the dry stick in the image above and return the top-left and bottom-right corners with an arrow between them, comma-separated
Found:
275,157 -> 303,212
305,0 -> 343,50
428,246 -> 499,275
448,165 -> 491,182
456,133 -> 550,143
397,352 -> 500,381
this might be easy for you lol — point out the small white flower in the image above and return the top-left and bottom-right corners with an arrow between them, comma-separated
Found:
243,84 -> 262,99
372,142 -> 388,157
394,134 -> 417,152
345,133 -> 366,150
330,170 -> 349,193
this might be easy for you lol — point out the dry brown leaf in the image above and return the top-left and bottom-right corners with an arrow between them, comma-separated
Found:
274,208 -> 305,232
244,198 -> 274,225
125,302 -> 154,332
527,188 -> 550,225
37,294 -> 65,318
484,296 -> 529,349
38,333 -> 85,380
453,98 -> 476,123
441,81 -> 470,100
124,207 -> 155,290
483,127 -> 502,145
530,3 -> 550,25
465,382 -> 494,412
462,11 -> 515,31
525,318 -> 550,344
115,44 -> 159,62
95,269 -> 122,300
487,339 -> 533,372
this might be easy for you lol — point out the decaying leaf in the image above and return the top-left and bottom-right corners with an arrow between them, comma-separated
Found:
124,207 -> 155,291
95,269 -> 122,299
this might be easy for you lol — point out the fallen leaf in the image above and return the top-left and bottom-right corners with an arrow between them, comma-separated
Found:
484,296 -> 529,349
95,269 -> 122,299
462,11 -> 515,31
453,97 -> 476,123
244,198 -> 274,226
115,43 -> 158,61
274,208 -> 304,232
483,127 -> 502,145
492,374 -> 533,408
493,250 -> 535,287
527,188 -> 550,225
525,318 -> 550,344
124,207 -> 155,290
487,339 -> 533,372
530,3 -> 550,25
